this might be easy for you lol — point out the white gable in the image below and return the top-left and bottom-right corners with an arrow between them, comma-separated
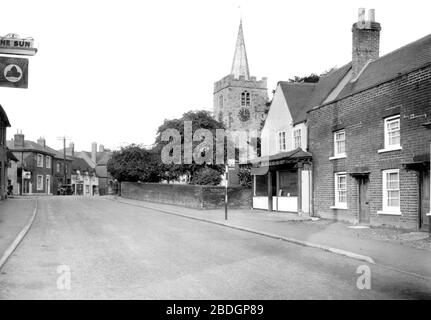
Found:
260,83 -> 309,157
261,83 -> 293,157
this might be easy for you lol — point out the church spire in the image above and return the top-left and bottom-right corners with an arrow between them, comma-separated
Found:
231,19 -> 250,80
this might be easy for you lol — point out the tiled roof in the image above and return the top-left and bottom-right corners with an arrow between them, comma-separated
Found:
336,33 -> 431,102
250,148 -> 312,165
307,63 -> 352,107
7,140 -> 56,155
278,82 -> 316,124
71,157 -> 94,173
0,105 -> 10,127
277,64 -> 352,125
77,150 -> 112,165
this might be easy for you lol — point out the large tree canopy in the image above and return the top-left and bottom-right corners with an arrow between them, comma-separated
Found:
153,110 -> 227,183
107,144 -> 162,182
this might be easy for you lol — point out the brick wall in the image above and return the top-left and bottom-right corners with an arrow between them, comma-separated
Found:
308,64 -> 431,229
121,182 -> 252,209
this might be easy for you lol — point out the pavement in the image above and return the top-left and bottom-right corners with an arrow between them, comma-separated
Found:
0,196 -> 430,299
111,196 -> 431,280
0,198 -> 37,269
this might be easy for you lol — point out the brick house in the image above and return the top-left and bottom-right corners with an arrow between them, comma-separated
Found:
61,142 -> 113,195
0,105 -> 12,199
307,9 -> 431,231
249,62 -> 353,214
52,151 -> 73,194
70,156 -> 98,196
7,133 -> 72,195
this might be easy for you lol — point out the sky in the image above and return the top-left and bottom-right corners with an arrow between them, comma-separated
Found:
0,0 -> 430,152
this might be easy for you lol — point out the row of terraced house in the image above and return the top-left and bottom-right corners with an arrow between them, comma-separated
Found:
230,9 -> 431,232
2,130 -> 115,197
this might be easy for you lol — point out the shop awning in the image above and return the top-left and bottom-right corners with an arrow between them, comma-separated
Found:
249,148 -> 312,175
7,150 -> 18,162
251,166 -> 269,176
250,148 -> 312,165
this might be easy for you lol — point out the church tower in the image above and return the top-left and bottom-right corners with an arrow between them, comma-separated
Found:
213,19 -> 269,144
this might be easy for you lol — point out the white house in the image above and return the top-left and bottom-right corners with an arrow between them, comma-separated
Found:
251,64 -> 352,214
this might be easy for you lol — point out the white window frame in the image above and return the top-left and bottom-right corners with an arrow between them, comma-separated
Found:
46,156 -> 51,169
293,129 -> 301,149
330,130 -> 346,160
331,172 -> 348,209
37,175 -> 43,191
57,162 -> 61,173
378,115 -> 402,153
37,154 -> 44,168
278,131 -> 287,152
378,169 -> 401,215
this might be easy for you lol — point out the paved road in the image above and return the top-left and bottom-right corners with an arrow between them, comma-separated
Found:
0,197 -> 430,299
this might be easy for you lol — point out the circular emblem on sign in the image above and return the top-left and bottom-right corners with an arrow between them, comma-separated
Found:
238,108 -> 250,122
4,64 -> 23,82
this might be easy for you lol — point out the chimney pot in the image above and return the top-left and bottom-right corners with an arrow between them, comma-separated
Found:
14,132 -> 24,148
91,142 -> 97,163
358,8 -> 366,22
352,8 -> 381,79
37,137 -> 46,148
368,9 -> 375,22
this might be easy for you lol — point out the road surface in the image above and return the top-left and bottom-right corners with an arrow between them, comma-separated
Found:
0,197 -> 430,299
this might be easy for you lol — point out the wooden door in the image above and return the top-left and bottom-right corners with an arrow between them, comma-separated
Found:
359,177 -> 371,224
420,170 -> 430,230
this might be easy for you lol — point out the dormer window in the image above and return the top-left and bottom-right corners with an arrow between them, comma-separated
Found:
241,91 -> 250,107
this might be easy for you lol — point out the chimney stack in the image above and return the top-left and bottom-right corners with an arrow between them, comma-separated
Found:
69,142 -> 75,157
37,137 -> 46,148
14,130 -> 24,148
99,144 -> 104,153
351,8 -> 381,79
91,142 -> 97,163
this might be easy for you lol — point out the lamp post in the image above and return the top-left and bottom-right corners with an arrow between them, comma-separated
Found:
225,164 -> 228,221
225,159 -> 236,221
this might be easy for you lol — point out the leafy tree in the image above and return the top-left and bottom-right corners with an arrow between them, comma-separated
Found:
107,144 -> 162,182
237,167 -> 252,188
288,67 -> 338,84
289,73 -> 320,83
153,110 -> 227,183
190,167 -> 222,186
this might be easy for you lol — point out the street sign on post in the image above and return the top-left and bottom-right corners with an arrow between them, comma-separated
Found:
225,164 -> 228,221
225,159 -> 235,221
0,56 -> 28,88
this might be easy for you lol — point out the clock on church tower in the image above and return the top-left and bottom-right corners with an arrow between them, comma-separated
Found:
238,107 -> 250,122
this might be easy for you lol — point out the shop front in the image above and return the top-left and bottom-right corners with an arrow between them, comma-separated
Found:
251,149 -> 312,215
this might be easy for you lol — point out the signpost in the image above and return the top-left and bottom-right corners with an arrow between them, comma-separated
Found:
225,159 -> 236,221
0,56 -> 28,88
0,34 -> 36,89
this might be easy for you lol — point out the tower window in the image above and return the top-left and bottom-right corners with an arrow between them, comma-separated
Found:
218,111 -> 223,123
241,91 -> 251,107
219,95 -> 223,108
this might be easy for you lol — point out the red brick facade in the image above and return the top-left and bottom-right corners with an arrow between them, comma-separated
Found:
308,64 -> 431,229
